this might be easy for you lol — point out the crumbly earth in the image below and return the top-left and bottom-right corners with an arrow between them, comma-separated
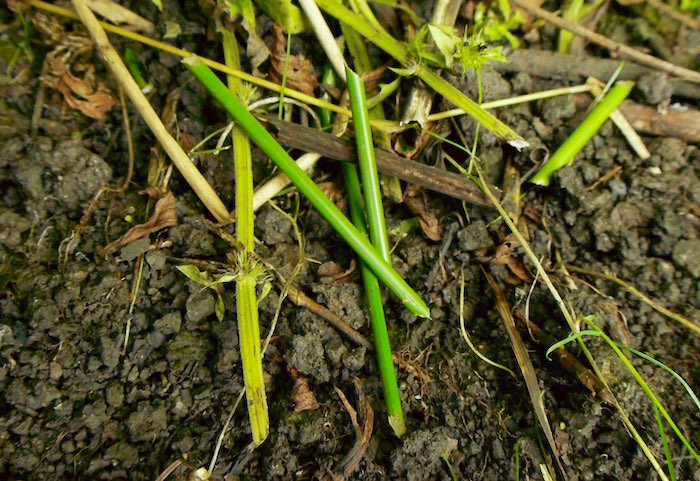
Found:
1,2 -> 699,481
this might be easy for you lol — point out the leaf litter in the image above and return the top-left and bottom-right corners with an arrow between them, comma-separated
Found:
100,190 -> 178,255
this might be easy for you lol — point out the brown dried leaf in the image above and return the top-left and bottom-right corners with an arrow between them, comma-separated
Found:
292,377 -> 320,413
318,260 -> 357,281
140,186 -> 169,199
318,261 -> 344,278
269,24 -> 318,96
361,65 -> 388,92
100,192 -> 178,255
403,195 -> 441,241
318,181 -> 347,213
491,235 -> 531,284
45,58 -> 118,120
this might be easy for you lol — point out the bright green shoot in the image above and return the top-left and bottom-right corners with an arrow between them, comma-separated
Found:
175,265 -> 236,321
344,66 -> 406,436
223,29 -> 269,446
124,48 -> 152,93
183,58 -> 430,318
530,81 -> 634,186
655,405 -> 677,481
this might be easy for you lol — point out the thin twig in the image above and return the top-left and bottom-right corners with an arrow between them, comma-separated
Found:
287,286 -> 374,350
260,115 -> 499,206
510,0 -> 700,83
646,0 -> 700,30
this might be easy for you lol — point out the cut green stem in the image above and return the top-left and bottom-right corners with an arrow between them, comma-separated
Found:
344,162 -> 406,436
530,81 -> 634,186
342,66 -> 406,436
184,58 -> 429,318
342,22 -> 403,202
347,67 -> 392,262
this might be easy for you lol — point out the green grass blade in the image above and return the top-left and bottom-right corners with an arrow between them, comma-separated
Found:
655,405 -> 678,481
545,329 -> 600,360
547,330 -> 700,413
183,57 -> 429,318
621,346 -> 700,413
530,81 -> 634,186
552,321 -> 700,463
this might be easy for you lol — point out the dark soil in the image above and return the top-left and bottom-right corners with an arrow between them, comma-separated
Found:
1,2 -> 699,480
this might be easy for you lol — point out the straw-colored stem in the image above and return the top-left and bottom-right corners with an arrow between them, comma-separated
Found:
70,0 -> 230,223
298,0 -> 347,82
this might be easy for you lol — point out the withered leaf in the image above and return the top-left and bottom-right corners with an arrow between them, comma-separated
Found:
403,194 -> 441,241
318,181 -> 347,213
317,261 -> 344,278
317,260 -> 357,281
100,191 -> 178,256
269,24 -> 318,96
45,58 -> 118,120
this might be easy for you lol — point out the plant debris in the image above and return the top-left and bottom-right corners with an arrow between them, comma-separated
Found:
290,368 -> 320,413
326,379 -> 375,480
100,191 -> 178,255
269,24 -> 319,96
43,57 -> 118,120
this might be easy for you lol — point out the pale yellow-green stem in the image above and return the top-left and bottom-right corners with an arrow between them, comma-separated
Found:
224,28 -> 269,445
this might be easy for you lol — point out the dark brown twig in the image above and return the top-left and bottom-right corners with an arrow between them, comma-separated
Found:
511,0 -> 700,83
494,49 -> 700,99
259,115 -> 501,207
